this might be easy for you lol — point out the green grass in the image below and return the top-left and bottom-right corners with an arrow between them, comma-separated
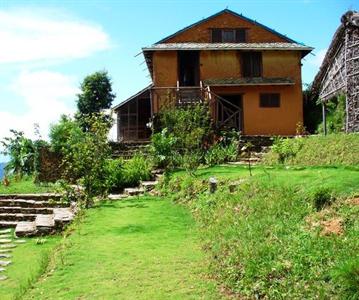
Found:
163,165 -> 359,299
0,233 -> 61,300
22,197 -> 221,299
0,176 -> 55,194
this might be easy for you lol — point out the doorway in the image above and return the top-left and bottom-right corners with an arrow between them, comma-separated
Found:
178,51 -> 200,86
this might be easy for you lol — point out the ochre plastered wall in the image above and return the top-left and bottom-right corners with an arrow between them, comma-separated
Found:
164,12 -> 288,43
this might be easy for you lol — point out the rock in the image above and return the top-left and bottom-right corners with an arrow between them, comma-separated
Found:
209,177 -> 218,194
0,260 -> 11,266
53,208 -> 74,228
14,239 -> 26,244
15,222 -> 37,237
35,215 -> 55,234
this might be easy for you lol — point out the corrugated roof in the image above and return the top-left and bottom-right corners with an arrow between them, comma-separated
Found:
112,84 -> 153,111
143,42 -> 313,52
155,9 -> 300,44
203,77 -> 295,86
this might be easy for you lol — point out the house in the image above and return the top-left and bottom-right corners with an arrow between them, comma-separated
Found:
113,9 -> 313,142
312,11 -> 359,133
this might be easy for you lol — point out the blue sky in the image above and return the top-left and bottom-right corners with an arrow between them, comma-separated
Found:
0,0 -> 357,161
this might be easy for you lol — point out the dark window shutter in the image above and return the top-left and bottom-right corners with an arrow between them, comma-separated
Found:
242,52 -> 251,77
242,52 -> 262,77
252,52 -> 262,77
260,94 -> 280,107
235,29 -> 246,42
211,29 -> 222,42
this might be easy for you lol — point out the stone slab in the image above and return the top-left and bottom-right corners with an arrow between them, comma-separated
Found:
0,267 -> 5,272
15,222 -> 36,237
14,239 -> 26,244
0,249 -> 12,253
141,181 -> 158,191
0,260 -> 11,266
108,194 -> 128,200
0,254 -> 11,259
0,234 -> 11,239
0,239 -> 12,244
0,229 -> 11,234
35,215 -> 55,228
124,187 -> 145,196
53,208 -> 74,223
0,244 -> 16,249
0,275 -> 8,281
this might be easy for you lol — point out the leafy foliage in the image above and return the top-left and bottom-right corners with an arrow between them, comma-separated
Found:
60,114 -> 112,207
309,187 -> 335,211
318,94 -> 346,134
76,70 -> 115,115
107,154 -> 152,192
1,130 -> 36,178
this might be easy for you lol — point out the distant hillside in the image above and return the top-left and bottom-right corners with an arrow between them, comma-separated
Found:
0,162 -> 6,179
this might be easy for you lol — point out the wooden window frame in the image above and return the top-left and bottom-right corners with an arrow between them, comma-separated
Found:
211,28 -> 247,43
259,93 -> 281,108
242,51 -> 262,78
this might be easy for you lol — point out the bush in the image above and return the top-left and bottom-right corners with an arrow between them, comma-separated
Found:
107,154 -> 152,192
318,94 -> 346,134
204,140 -> 238,166
309,187 -> 335,211
150,129 -> 178,169
270,137 -> 304,164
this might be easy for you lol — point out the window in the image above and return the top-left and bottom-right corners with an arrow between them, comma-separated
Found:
260,93 -> 280,108
242,52 -> 262,77
211,28 -> 246,43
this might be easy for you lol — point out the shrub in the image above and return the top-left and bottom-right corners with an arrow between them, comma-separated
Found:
204,139 -> 238,166
150,129 -> 178,169
107,154 -> 152,192
269,137 -> 304,164
318,94 -> 346,134
309,187 -> 335,211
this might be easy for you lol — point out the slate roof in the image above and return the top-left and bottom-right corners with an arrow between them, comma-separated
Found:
203,77 -> 295,86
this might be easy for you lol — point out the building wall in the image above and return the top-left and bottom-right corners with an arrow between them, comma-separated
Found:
164,11 -> 288,43
212,85 -> 303,135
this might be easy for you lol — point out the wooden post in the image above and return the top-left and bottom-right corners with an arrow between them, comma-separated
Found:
209,177 -> 217,194
322,101 -> 327,136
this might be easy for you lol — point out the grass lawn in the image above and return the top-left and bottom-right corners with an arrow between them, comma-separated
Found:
0,177 -> 55,194
167,165 -> 359,298
0,233 -> 61,300
22,197 -> 221,300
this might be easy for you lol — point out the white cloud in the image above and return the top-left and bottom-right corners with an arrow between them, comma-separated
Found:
0,70 -> 78,144
0,9 -> 110,64
307,48 -> 328,68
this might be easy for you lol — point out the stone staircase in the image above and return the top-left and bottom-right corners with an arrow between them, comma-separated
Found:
110,141 -> 150,159
0,194 -> 76,237
235,135 -> 274,165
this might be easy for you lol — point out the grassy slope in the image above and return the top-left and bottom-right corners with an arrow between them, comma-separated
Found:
0,177 -> 55,194
0,233 -> 60,300
167,165 -> 359,299
23,197 -> 221,300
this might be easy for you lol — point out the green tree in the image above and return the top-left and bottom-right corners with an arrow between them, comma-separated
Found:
77,70 -> 115,115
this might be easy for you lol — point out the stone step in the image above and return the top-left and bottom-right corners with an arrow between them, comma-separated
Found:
35,214 -> 55,235
0,221 -> 18,228
0,206 -> 53,215
53,208 -> 74,228
0,193 -> 62,201
0,199 -> 68,208
0,213 -> 37,222
124,187 -> 145,196
141,181 -> 158,191
15,222 -> 37,237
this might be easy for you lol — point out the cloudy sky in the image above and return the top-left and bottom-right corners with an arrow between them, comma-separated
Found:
0,0 -> 357,160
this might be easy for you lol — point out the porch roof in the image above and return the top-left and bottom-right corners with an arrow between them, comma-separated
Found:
203,77 -> 295,86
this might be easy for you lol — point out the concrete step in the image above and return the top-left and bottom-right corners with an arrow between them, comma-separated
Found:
0,206 -> 53,215
141,181 -> 158,191
0,213 -> 36,222
0,194 -> 62,201
0,199 -> 68,208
